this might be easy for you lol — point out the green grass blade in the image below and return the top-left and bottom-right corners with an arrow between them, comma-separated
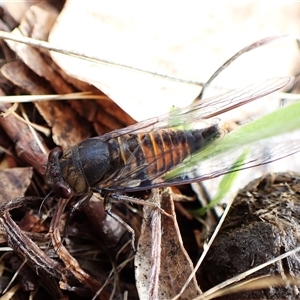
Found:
192,150 -> 248,216
166,100 -> 300,179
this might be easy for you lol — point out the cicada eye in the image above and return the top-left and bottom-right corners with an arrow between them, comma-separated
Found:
54,182 -> 72,199
48,147 -> 63,161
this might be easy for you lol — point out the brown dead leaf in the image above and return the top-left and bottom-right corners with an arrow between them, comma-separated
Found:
4,1 -> 136,143
5,2 -> 74,94
1,60 -> 91,148
0,167 -> 32,206
7,31 -> 74,94
0,102 -> 48,175
0,4 -> 18,31
18,211 -> 48,233
1,60 -> 53,94
135,188 -> 201,300
69,99 -> 132,135
83,194 -> 128,250
40,100 -> 92,147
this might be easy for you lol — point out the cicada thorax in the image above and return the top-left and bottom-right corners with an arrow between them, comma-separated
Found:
46,138 -> 121,196
116,124 -> 221,183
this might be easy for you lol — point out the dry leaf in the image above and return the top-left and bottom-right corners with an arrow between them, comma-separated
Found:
4,1 -> 41,23
1,3 -> 300,300
0,103 -> 48,175
0,167 -> 32,206
1,60 -> 91,148
49,1 -> 300,121
135,188 -> 201,299
4,1 -> 136,144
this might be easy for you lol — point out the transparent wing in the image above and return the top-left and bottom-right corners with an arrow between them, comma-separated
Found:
160,134 -> 300,187
99,77 -> 290,139
103,132 -> 300,191
91,77 -> 297,191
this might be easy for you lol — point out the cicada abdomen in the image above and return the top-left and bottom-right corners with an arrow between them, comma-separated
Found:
115,125 -> 220,185
45,125 -> 220,198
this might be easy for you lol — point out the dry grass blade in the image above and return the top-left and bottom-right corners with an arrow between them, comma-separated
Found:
0,92 -> 107,103
0,283 -> 21,300
0,30 -> 202,86
197,245 -> 300,299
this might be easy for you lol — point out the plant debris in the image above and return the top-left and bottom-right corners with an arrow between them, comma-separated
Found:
0,2 -> 300,300
201,172 -> 300,299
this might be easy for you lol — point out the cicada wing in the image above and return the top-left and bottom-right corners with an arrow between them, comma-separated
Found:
95,77 -> 292,191
145,134 -> 300,188
100,131 -> 299,192
100,77 -> 290,140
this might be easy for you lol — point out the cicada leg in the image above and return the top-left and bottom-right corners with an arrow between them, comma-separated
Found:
102,191 -> 137,251
110,193 -> 174,219
101,192 -> 175,252
59,192 -> 93,249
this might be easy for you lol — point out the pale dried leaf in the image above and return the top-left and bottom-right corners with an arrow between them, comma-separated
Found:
4,1 -> 40,23
49,1 -> 300,121
135,188 -> 200,300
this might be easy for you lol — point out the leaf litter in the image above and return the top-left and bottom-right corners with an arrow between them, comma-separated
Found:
0,2 -> 300,300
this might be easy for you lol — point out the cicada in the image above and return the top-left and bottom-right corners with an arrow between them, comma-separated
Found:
45,77 -> 295,200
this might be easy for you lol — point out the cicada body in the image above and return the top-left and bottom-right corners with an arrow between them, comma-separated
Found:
46,125 -> 220,198
45,77 -> 294,199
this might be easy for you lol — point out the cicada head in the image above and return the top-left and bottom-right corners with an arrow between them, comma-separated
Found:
45,147 -> 73,199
